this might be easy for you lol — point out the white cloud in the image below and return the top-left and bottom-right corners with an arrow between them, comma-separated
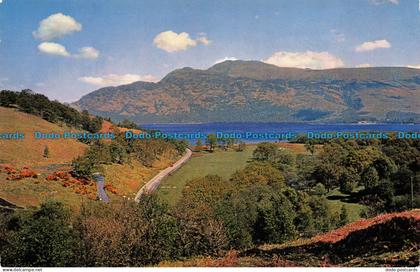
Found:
153,30 -> 210,52
355,39 -> 391,52
197,33 -> 211,46
153,31 -> 196,52
37,43 -> 99,59
38,42 -> 70,57
407,65 -> 420,69
264,51 -> 344,69
214,57 -> 238,64
356,63 -> 372,68
79,74 -> 157,86
74,46 -> 99,59
33,13 -> 82,41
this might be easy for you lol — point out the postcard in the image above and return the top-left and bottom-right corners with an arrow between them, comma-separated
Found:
0,1 -> 419,270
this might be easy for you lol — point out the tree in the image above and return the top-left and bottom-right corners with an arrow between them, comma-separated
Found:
290,190 -> 315,235
75,197 -> 182,266
213,187 -> 258,249
178,175 -> 233,217
309,196 -> 332,232
72,155 -> 95,178
109,141 -> 128,164
313,143 -> 345,192
305,141 -> 316,155
117,119 -> 139,129
171,139 -> 188,154
276,148 -> 296,167
1,201 -> 80,267
253,142 -> 278,162
0,90 -> 18,106
89,116 -> 103,133
81,110 -> 103,133
41,108 -> 58,123
133,140 -> 157,167
175,175 -> 232,256
253,192 -> 297,244
196,138 -> 202,148
206,134 -> 217,152
339,171 -> 359,194
338,205 -> 349,227
81,110 -> 91,131
230,162 -> 285,188
313,162 -> 341,192
43,145 -> 50,158
361,166 -> 380,190
313,183 -> 327,196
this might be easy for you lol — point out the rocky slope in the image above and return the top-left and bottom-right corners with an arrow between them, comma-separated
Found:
73,61 -> 420,123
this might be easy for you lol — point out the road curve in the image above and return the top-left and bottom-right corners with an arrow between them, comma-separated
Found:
134,148 -> 192,202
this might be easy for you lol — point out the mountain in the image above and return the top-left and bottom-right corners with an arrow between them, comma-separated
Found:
73,60 -> 420,123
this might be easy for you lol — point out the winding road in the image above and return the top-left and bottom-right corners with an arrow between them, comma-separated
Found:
134,148 -> 192,202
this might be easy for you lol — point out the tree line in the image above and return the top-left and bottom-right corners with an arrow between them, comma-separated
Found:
0,89 -> 103,133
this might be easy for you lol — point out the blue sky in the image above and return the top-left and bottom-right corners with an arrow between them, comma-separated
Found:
0,0 -> 419,102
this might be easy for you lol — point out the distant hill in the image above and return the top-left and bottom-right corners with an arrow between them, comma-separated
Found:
73,60 -> 420,123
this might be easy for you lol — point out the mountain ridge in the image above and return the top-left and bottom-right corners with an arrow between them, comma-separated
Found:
73,60 -> 420,123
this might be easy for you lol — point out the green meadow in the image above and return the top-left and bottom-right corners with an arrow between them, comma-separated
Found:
157,146 -> 256,206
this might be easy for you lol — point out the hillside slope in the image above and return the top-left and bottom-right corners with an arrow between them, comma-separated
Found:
160,209 -> 420,267
0,107 -> 87,168
0,107 -> 89,208
0,107 -> 180,209
73,60 -> 420,123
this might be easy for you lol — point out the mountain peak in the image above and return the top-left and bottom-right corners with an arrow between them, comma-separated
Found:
208,60 -> 310,80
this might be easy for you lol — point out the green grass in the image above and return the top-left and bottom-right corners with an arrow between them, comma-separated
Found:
157,146 -> 256,206
157,144 -> 367,222
326,188 -> 366,222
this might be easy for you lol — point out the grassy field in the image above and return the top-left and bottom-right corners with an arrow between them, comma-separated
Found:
157,142 -> 317,206
158,143 -> 364,222
0,107 -> 87,168
157,146 -> 256,205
